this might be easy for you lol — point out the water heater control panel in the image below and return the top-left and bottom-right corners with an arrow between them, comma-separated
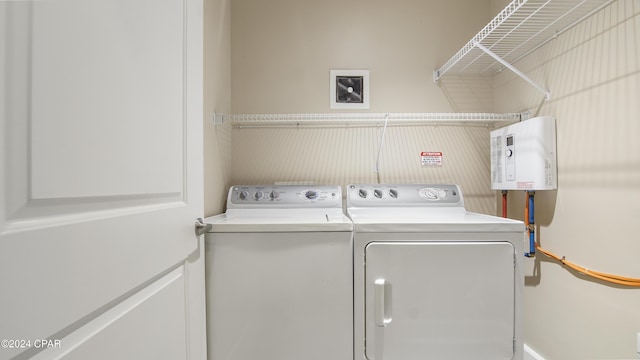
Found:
505,134 -> 516,181
491,116 -> 557,190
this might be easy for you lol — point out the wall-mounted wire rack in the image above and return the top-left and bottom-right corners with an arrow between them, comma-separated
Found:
230,112 -> 524,129
433,0 -> 614,99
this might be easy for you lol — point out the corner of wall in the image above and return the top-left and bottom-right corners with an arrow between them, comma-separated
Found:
203,0 -> 232,217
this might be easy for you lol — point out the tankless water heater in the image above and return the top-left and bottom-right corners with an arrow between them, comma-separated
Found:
491,116 -> 557,190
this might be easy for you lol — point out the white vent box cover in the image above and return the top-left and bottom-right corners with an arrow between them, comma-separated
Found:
491,116 -> 557,190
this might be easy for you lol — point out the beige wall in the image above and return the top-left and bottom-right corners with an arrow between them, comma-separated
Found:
231,125 -> 497,213
229,0 -> 497,213
231,0 -> 494,113
204,0 -> 232,216
493,1 -> 640,359
491,0 -> 511,16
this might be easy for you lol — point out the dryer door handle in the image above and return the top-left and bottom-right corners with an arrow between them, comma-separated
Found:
374,278 -> 392,327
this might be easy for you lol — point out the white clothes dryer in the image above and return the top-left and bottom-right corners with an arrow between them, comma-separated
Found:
204,185 -> 353,360
347,184 -> 524,360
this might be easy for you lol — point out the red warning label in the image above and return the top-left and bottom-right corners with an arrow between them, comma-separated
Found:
421,151 -> 442,166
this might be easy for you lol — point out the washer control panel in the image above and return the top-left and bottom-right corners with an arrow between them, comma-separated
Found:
347,184 -> 464,207
227,185 -> 342,208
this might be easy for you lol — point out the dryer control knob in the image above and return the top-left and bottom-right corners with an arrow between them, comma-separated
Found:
305,190 -> 318,200
238,191 -> 249,200
374,189 -> 383,198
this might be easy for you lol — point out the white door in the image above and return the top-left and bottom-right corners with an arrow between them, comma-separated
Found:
365,241 -> 516,360
0,1 -> 205,359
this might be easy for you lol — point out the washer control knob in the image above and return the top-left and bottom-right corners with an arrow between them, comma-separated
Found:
389,189 -> 398,198
422,188 -> 448,200
374,189 -> 383,198
419,188 -> 450,201
269,191 -> 279,200
358,189 -> 368,198
238,191 -> 249,200
253,191 -> 264,200
305,190 -> 318,200
429,189 -> 438,199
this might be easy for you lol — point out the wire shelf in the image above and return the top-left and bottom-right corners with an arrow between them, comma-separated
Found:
230,113 -> 523,128
434,0 -> 614,80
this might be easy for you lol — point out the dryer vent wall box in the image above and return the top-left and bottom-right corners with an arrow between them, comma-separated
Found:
491,116 -> 557,190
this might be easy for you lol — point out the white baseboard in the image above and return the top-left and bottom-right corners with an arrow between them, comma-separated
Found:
524,344 -> 546,360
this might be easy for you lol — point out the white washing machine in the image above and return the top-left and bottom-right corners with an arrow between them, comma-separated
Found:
204,185 -> 353,360
347,184 -> 524,360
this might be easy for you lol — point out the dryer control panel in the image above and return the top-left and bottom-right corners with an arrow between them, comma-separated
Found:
227,185 -> 342,208
347,184 -> 464,208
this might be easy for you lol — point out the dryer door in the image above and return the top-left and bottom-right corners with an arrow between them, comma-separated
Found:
365,241 -> 515,360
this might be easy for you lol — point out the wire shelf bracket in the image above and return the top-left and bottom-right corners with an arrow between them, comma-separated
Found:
475,42 -> 551,100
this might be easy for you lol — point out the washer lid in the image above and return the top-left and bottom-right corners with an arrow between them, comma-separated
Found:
204,209 -> 353,233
